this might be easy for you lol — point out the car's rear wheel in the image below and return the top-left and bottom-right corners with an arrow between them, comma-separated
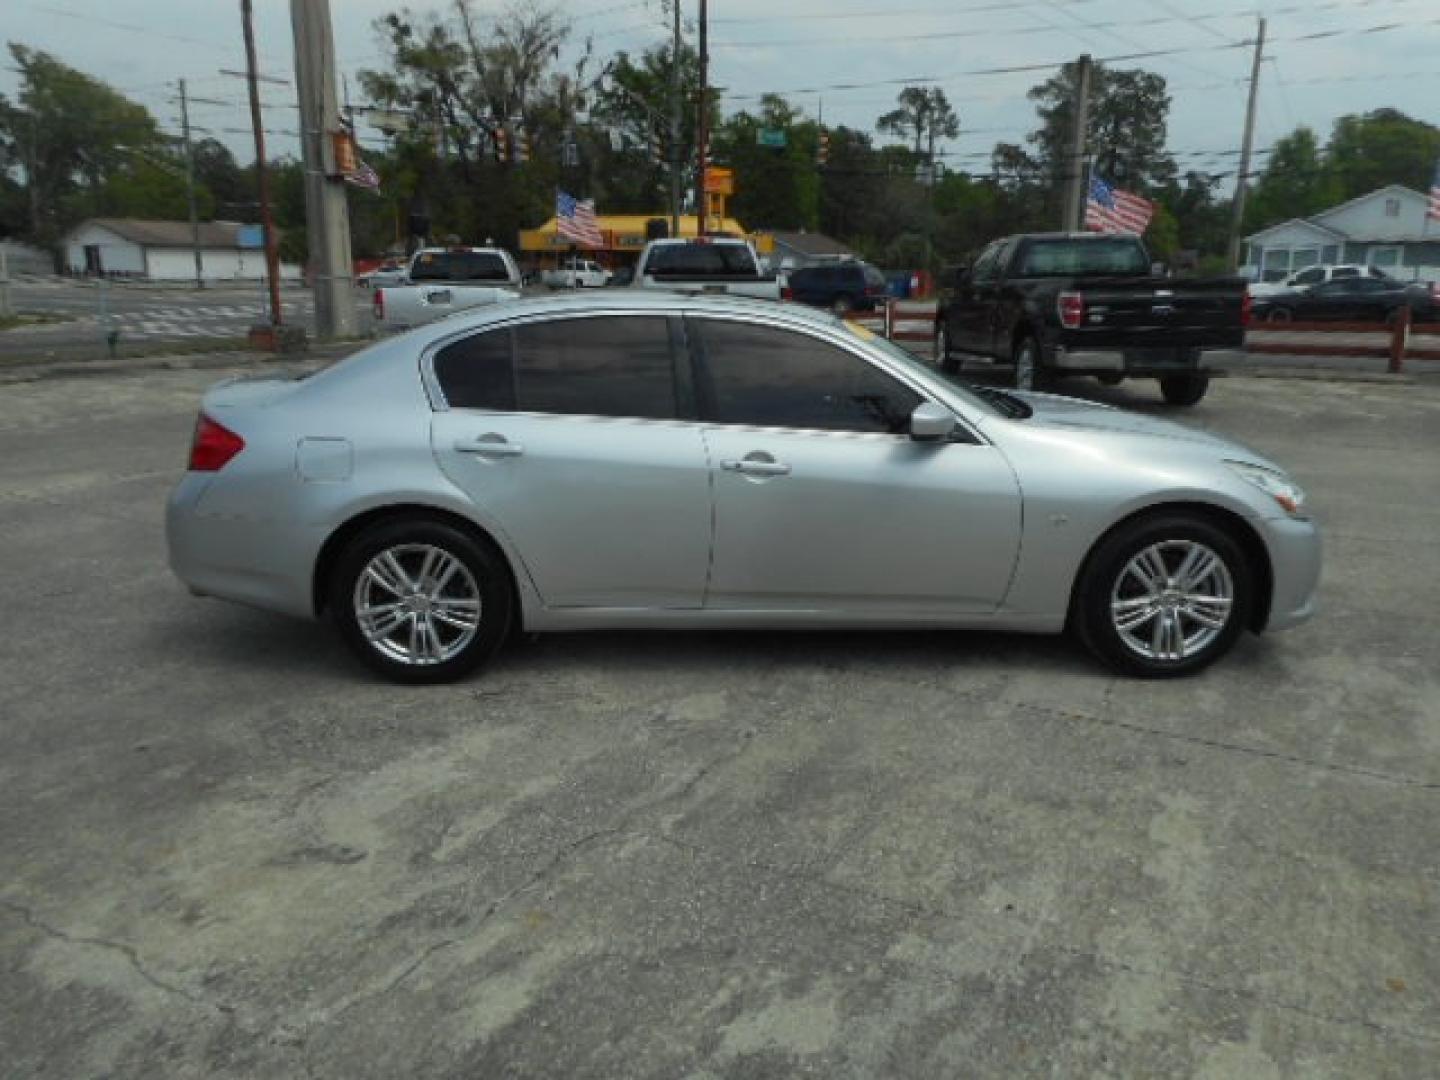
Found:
1266,307 -> 1293,323
1012,334 -> 1049,391
1159,372 -> 1210,406
330,518 -> 513,684
935,323 -> 960,374
1073,514 -> 1253,677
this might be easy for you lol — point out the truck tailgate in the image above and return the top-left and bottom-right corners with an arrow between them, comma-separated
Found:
1066,276 -> 1244,349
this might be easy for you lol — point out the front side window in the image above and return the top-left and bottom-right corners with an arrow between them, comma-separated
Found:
433,316 -> 677,420
696,319 -> 922,434
970,243 -> 1002,283
1291,266 -> 1325,285
1333,266 -> 1359,279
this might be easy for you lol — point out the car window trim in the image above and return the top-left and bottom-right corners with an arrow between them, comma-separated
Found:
421,309 -> 694,424
682,311 -> 981,443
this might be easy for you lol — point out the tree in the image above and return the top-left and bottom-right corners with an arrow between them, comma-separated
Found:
0,43 -> 166,242
877,86 -> 959,160
1026,62 -> 1175,193
716,95 -> 820,231
192,138 -> 252,218
1326,109 -> 1440,202
1242,127 -> 1341,233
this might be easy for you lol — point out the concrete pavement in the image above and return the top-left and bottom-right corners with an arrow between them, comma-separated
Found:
0,363 -> 1437,1078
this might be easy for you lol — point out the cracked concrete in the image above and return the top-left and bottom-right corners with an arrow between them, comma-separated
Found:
1,365 -> 1437,1077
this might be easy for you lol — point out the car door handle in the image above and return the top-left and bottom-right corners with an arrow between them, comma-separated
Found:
455,437 -> 524,457
720,458 -> 791,476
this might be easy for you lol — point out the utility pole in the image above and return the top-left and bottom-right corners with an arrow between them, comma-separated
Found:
1228,17 -> 1267,272
291,0 -> 358,339
694,0 -> 708,237
1062,54 -> 1093,231
178,79 -> 205,289
240,0 -> 283,328
668,0 -> 682,237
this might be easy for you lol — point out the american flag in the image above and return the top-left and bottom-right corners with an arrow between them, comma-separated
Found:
1085,174 -> 1155,235
344,158 -> 381,192
1427,156 -> 1440,222
556,190 -> 603,247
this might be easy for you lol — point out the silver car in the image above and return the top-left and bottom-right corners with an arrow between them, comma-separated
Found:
167,292 -> 1320,683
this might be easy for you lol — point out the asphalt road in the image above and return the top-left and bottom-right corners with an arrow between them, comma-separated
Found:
1,364 -> 1438,1077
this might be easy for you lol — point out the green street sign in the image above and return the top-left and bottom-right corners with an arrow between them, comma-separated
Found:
756,128 -> 787,148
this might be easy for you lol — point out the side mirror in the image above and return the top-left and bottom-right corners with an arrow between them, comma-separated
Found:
1150,261 -> 1170,278
909,402 -> 957,441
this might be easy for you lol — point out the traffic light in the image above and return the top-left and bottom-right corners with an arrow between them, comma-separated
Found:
817,128 -> 830,168
511,118 -> 529,164
492,124 -> 508,163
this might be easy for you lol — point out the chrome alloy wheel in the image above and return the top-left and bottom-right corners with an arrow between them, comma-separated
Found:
352,544 -> 483,666
1109,540 -> 1234,663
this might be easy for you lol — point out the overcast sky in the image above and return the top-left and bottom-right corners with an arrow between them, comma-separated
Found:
3,0 -> 1438,186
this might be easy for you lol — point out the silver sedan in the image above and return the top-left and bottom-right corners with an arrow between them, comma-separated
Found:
167,292 -> 1320,683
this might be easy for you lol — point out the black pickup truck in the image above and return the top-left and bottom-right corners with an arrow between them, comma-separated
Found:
934,233 -> 1247,406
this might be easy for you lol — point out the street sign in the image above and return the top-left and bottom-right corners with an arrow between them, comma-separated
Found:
756,128 -> 787,148
704,167 -> 734,195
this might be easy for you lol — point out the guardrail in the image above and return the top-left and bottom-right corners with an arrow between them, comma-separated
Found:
1246,307 -> 1440,373
845,299 -> 937,348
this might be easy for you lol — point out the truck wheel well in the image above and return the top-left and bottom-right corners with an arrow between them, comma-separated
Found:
1067,502 -> 1273,633
312,504 -> 521,624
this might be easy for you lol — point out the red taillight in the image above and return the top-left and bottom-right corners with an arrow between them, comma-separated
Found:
1242,289 -> 1254,326
781,285 -> 793,301
372,288 -> 384,320
1057,290 -> 1085,329
189,414 -> 245,472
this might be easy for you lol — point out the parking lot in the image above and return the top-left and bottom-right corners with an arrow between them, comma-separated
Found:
1,362 -> 1437,1077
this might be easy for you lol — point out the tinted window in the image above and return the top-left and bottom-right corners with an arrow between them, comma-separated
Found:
435,316 -> 677,419
698,320 -> 923,434
862,264 -> 886,288
1291,266 -> 1325,285
1015,238 -> 1148,277
970,243 -> 1002,283
1332,266 -> 1360,279
646,243 -> 758,277
410,251 -> 512,282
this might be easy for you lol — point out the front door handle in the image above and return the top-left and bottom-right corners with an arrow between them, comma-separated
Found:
720,458 -> 791,477
455,436 -> 524,457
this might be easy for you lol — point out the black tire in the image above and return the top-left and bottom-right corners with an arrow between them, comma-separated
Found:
1012,334 -> 1050,392
1159,372 -> 1210,407
1266,307 -> 1292,323
832,294 -> 853,316
329,517 -> 514,684
936,323 -> 960,374
1073,513 -> 1254,677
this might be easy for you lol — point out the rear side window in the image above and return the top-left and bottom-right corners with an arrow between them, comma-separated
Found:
1291,266 -> 1325,285
695,319 -> 922,434
646,243 -> 758,277
1332,266 -> 1359,279
410,251 -> 512,282
862,264 -> 886,288
434,316 -> 677,419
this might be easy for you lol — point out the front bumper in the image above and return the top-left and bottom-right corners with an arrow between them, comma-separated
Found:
1258,514 -> 1322,632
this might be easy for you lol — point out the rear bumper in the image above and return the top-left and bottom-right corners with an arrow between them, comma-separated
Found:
1051,344 -> 1228,375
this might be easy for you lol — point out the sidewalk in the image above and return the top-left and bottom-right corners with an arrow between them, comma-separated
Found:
0,340 -> 358,385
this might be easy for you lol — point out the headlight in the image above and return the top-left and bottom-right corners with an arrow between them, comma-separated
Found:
1226,461 -> 1308,518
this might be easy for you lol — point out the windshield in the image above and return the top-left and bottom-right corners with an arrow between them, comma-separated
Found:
646,243 -> 759,277
409,251 -> 512,282
839,320 -> 1000,416
1014,238 -> 1149,278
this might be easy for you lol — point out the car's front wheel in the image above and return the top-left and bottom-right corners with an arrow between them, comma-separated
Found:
330,517 -> 513,683
1160,372 -> 1210,406
1073,514 -> 1254,677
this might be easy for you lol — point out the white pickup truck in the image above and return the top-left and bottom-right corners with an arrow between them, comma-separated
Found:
541,257 -> 611,289
372,246 -> 522,332
632,237 -> 783,300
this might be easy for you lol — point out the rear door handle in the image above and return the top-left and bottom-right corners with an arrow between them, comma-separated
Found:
455,436 -> 524,457
720,458 -> 791,477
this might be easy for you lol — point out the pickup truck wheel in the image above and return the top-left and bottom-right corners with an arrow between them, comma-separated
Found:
1160,373 -> 1210,407
1012,335 -> 1047,391
935,324 -> 960,374
832,295 -> 853,316
1266,307 -> 1293,323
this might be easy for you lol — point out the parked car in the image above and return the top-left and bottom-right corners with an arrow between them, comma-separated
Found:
1247,263 -> 1391,298
1250,277 -> 1438,323
783,260 -> 889,314
541,257 -> 610,289
632,237 -> 783,299
356,259 -> 408,289
372,246 -> 522,332
168,291 -> 1319,684
935,233 -> 1247,406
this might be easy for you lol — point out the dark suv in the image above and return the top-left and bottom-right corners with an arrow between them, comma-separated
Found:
783,260 -> 888,314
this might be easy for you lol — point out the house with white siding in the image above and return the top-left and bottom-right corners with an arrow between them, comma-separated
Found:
1242,185 -> 1440,284
61,219 -> 300,283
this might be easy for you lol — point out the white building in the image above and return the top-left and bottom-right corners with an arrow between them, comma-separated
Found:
62,219 -> 300,283
1242,185 -> 1440,284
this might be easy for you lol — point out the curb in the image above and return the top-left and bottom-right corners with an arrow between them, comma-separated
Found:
0,342 -> 362,385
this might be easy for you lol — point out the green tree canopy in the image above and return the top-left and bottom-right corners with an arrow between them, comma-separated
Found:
877,86 -> 959,160
1326,108 -> 1440,201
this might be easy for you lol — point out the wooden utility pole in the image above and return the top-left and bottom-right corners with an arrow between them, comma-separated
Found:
1227,17 -> 1267,272
177,79 -> 205,289
241,0 -> 283,327
291,0 -> 357,339
1062,54 -> 1093,231
669,0 -> 682,237
694,0 -> 708,236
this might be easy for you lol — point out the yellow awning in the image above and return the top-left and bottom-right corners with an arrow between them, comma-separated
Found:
520,213 -> 756,255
